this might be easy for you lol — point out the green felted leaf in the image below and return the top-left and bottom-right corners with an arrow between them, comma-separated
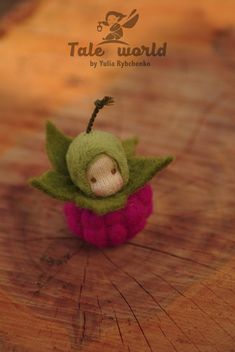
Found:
29,171 -> 77,201
122,137 -> 138,157
30,170 -> 127,214
30,122 -> 173,215
29,156 -> 173,215
74,192 -> 127,215
125,156 -> 173,195
46,121 -> 72,175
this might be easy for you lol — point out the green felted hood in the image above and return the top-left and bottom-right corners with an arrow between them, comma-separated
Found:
66,130 -> 129,196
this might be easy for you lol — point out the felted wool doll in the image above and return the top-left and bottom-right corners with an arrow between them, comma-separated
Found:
30,97 -> 173,247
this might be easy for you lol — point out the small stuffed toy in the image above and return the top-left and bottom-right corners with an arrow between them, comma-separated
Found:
30,97 -> 173,247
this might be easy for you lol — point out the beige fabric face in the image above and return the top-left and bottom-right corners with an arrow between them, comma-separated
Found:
87,154 -> 124,197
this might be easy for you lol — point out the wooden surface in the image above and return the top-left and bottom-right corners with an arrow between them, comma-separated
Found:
0,1 -> 235,351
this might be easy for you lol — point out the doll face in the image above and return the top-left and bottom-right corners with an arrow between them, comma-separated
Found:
87,154 -> 124,197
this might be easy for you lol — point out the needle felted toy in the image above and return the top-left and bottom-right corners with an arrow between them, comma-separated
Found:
30,97 -> 173,247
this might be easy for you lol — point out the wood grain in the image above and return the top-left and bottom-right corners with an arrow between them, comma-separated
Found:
0,0 -> 235,351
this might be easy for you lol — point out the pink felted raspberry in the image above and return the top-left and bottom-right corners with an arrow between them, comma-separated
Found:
64,184 -> 153,247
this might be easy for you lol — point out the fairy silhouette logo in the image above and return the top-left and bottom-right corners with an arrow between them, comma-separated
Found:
67,8 -> 168,65
97,9 -> 139,45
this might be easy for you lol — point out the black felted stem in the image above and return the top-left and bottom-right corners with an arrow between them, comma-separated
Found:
86,96 -> 114,133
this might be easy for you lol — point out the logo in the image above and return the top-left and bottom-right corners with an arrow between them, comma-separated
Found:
68,9 -> 167,68
97,9 -> 139,45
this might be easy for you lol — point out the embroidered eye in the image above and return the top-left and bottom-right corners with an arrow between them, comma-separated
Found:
90,177 -> 97,183
111,168 -> 117,175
